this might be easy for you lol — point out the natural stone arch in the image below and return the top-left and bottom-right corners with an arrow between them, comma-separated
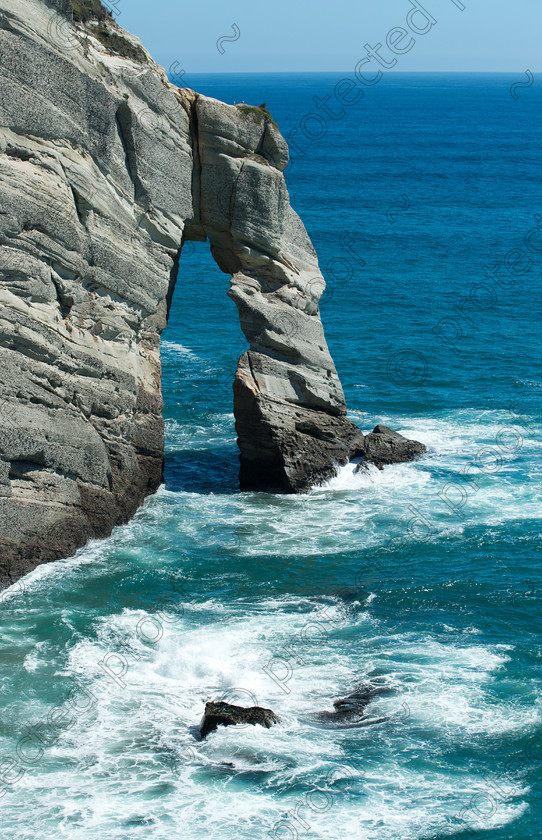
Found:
170,92 -> 365,494
0,0 -> 422,585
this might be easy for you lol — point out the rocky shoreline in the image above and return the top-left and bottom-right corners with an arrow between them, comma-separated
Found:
0,0 -> 424,585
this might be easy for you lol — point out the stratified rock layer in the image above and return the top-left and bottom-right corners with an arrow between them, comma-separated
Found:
191,93 -> 366,492
0,0 -> 423,585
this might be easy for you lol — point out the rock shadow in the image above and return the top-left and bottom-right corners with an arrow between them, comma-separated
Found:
163,447 -> 240,494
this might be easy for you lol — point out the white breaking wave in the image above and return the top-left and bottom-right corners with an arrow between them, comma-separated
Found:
160,340 -> 200,361
1,596 -> 535,840
1,407 -> 539,840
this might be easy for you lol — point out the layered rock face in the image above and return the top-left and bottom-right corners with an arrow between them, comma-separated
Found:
1,0 -> 192,582
0,0 -> 423,585
194,97 -> 365,492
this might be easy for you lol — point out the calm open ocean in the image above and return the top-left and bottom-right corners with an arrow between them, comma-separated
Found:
1,73 -> 541,839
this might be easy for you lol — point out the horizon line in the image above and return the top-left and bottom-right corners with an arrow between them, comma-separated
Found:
166,69 -> 538,76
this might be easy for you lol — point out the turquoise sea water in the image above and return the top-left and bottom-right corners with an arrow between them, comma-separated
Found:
1,74 -> 541,839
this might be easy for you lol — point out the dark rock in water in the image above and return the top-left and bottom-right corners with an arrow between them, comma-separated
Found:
354,425 -> 426,471
316,684 -> 393,728
334,686 -> 380,715
200,701 -> 280,739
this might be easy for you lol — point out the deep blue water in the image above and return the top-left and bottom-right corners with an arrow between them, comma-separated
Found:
1,74 -> 541,839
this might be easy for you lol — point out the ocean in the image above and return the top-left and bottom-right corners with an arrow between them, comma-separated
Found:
1,73 -> 541,839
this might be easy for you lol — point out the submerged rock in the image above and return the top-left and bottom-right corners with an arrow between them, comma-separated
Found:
315,684 -> 392,728
199,701 -> 280,739
355,425 -> 426,471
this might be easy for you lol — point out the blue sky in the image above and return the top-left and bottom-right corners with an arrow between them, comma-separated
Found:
110,0 -> 541,74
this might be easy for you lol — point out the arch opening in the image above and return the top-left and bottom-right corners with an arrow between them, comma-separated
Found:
160,238 -> 246,494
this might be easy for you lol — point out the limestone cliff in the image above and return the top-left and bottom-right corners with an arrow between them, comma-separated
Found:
0,0 -> 424,585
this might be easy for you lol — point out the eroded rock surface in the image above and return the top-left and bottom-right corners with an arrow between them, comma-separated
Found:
0,0 -> 424,585
199,701 -> 280,739
355,425 -> 426,472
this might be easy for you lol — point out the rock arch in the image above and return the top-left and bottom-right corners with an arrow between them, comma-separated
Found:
176,92 -> 365,493
0,0 -> 421,585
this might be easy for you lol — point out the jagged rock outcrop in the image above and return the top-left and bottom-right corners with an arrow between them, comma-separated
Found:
199,701 -> 280,739
0,0 -> 424,585
355,425 -> 427,472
